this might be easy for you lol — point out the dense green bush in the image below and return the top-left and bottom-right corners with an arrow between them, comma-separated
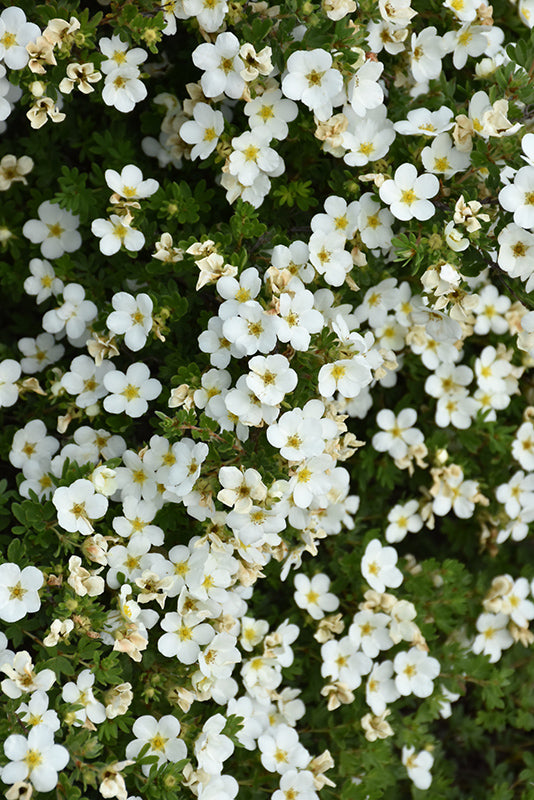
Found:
2,0 -> 534,798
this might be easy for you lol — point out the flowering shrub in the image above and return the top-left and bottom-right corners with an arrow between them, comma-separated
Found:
3,0 -> 534,798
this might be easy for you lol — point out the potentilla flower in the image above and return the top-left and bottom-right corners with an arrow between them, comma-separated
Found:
91,214 -> 145,255
194,714 -> 235,775
394,647 -> 440,697
365,660 -> 400,715
361,539 -> 403,593
42,282 -> 97,341
158,610 -> 214,664
227,129 -> 283,187
443,24 -> 487,69
245,354 -> 297,406
105,164 -> 159,200
9,419 -> 58,470
281,48 -> 344,122
0,154 -> 33,190
499,166 -> 534,229
372,407 -> 424,460
402,746 -> 434,790
192,32 -> 245,99
23,258 -> 63,304
0,564 -> 43,623
61,354 -> 115,408
471,612 -> 514,662
16,689 -> 60,732
53,478 -> 109,536
99,35 -> 147,74
102,64 -> 147,112
385,500 -> 423,543
125,714 -> 187,777
497,222 -> 534,285
103,362 -> 162,417
222,301 -> 278,356
0,359 -> 20,408
321,636 -> 372,689
106,291 -> 153,351
318,357 -> 373,399
289,454 -> 334,509
217,466 -> 267,512
308,230 -> 353,286
180,103 -> 225,160
2,727 -> 69,793
347,59 -> 384,118
258,724 -> 310,775
421,132 -> 471,177
62,669 -> 106,727
244,88 -> 298,140
342,104 -> 396,167
22,201 -> 81,259
394,105 -> 454,137
0,7 -> 40,70
294,573 -> 339,619
379,163 -> 439,221
409,26 -> 445,83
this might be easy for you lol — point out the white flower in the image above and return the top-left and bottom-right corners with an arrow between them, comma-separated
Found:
361,539 -> 403,593
91,214 -> 145,255
385,500 -> 423,543
258,724 -> 310,774
0,7 -> 40,70
372,407 -> 424,460
294,573 -> 339,619
9,419 -> 58,470
125,714 -> 187,776
23,259 -> 63,303
379,163 -> 439,221
22,201 -> 81,259
103,362 -> 162,417
394,106 -> 453,137
246,354 -> 297,406
365,661 -> 400,715
183,0 -> 228,32
192,32 -> 245,99
318,357 -> 372,399
410,27 -> 444,83
102,66 -> 147,112
0,564 -> 43,623
394,647 -> 440,697
471,612 -> 514,662
2,727 -> 69,793
443,24 -> 487,69
342,104 -> 396,167
308,230 -> 353,286
16,690 -> 60,731
62,669 -> 106,727
107,292 -> 153,351
499,166 -> 534,229
61,355 -> 115,408
281,48 -> 343,122
512,422 -> 534,471
99,35 -> 147,74
402,746 -> 434,790
0,359 -> 20,408
244,88 -> 298,140
105,164 -> 158,200
195,714 -> 234,775
228,129 -> 283,186
347,60 -> 384,118
421,132 -> 471,177
180,103 -> 224,160
53,478 -> 109,536
42,282 -> 97,341
158,610 -> 214,664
